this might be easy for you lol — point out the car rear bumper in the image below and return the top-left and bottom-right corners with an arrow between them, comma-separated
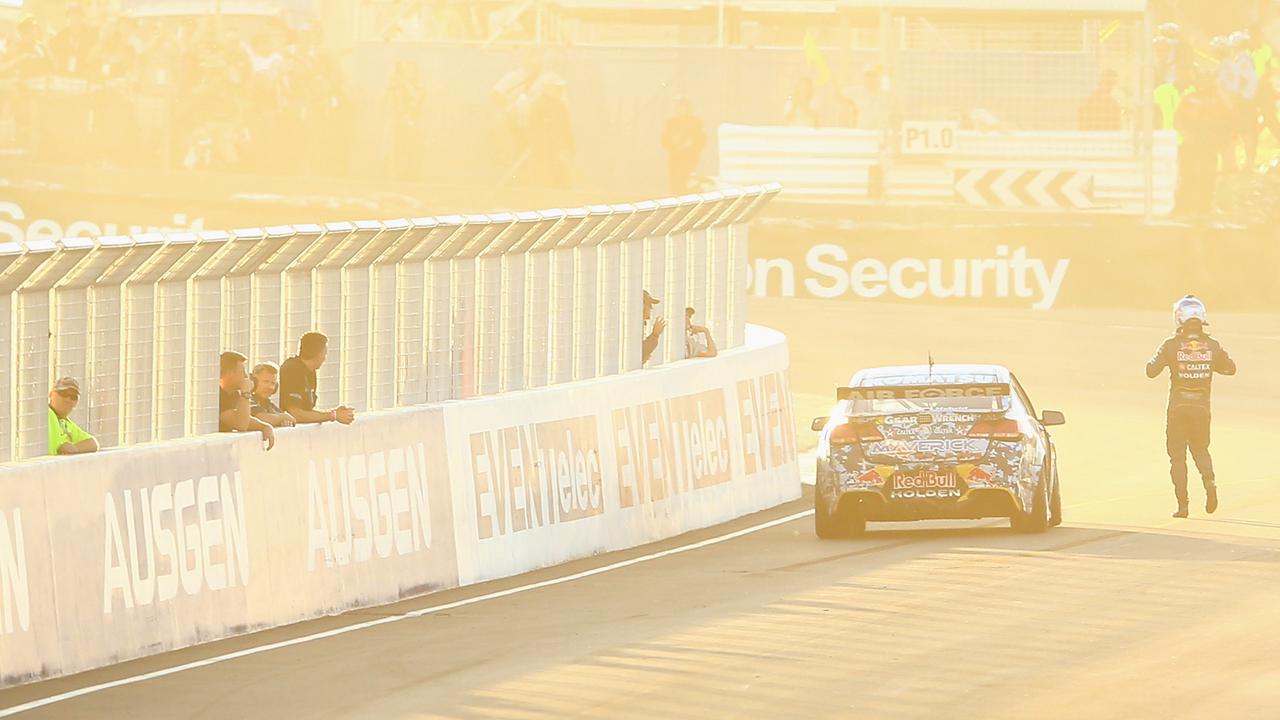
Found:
835,486 -> 1022,521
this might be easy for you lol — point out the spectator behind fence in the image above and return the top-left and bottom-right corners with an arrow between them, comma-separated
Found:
219,351 -> 276,450
49,3 -> 97,78
685,307 -> 719,359
849,65 -> 888,131
642,290 -> 666,366
250,362 -> 297,428
47,377 -> 99,456
1078,69 -> 1123,131
783,77 -> 819,129
280,332 -> 356,425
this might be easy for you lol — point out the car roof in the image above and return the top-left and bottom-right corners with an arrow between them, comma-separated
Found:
847,363 -> 1011,386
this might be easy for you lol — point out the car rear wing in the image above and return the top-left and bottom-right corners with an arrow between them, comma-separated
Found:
837,383 -> 1011,402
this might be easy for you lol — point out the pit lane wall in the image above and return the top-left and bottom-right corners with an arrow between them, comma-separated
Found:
0,325 -> 797,686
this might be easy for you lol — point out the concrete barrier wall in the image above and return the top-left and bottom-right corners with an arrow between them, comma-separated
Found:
444,325 -> 798,586
0,325 -> 797,687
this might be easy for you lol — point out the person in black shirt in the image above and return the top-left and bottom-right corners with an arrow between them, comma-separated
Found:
1146,295 -> 1236,518
219,351 -> 275,449
279,332 -> 355,425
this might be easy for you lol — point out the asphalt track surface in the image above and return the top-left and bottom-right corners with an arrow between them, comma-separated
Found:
4,298 -> 1279,719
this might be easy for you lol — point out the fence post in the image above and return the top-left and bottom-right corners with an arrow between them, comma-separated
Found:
499,211 -> 563,393
473,215 -> 532,396
443,218 -> 491,400
659,197 -> 703,364
223,228 -> 274,360
109,235 -> 189,445
364,219 -> 414,412
597,204 -> 644,378
685,191 -> 726,349
392,218 -> 458,406
153,232 -> 226,440
339,221 -> 404,413
453,215 -> 515,399
186,231 -> 259,437
707,189 -> 747,353
0,243 -> 55,463
621,201 -> 663,373
421,218 -> 469,401
549,209 -> 605,385
426,217 -> 483,401
255,225 -> 320,369
308,223 -> 368,411
574,206 -> 627,381
14,240 -> 89,458
81,236 -> 164,450
524,212 -> 576,388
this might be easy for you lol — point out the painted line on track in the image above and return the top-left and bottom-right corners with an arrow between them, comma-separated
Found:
0,509 -> 816,718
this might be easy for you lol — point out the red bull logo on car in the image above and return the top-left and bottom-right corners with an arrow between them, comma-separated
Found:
890,471 -> 962,500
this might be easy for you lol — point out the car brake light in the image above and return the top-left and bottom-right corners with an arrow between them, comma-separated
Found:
967,419 -> 1022,441
830,422 -> 884,444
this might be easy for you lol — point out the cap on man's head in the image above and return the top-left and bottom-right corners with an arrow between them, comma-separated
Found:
643,290 -> 660,306
52,377 -> 81,396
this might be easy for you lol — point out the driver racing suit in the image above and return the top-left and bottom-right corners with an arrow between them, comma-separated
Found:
1145,323 -> 1236,505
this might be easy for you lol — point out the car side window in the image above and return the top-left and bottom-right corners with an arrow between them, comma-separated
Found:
1010,375 -> 1037,418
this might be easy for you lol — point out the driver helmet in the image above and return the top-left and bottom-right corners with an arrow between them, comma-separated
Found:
1173,294 -> 1207,327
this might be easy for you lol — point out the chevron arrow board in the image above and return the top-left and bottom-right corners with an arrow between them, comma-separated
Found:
954,169 -> 1093,209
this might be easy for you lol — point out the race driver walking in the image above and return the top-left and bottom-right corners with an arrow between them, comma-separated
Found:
1146,295 -> 1237,518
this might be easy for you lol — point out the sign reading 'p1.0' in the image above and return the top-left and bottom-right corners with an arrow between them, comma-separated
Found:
838,383 -> 1011,402
901,121 -> 958,155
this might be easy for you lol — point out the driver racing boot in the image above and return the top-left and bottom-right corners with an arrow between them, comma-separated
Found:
1172,499 -> 1189,518
1206,486 -> 1218,514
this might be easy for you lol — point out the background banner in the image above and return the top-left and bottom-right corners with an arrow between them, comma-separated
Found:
445,325 -> 800,586
747,223 -> 1280,312
0,405 -> 456,686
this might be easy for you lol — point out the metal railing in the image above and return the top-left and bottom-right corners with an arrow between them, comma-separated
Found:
0,184 -> 780,464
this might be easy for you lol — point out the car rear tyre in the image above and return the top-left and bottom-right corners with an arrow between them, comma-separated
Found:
815,490 -> 848,539
1049,470 -> 1062,527
1010,475 -> 1050,534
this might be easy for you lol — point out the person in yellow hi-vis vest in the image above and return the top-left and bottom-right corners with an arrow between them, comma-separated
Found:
1155,81 -> 1192,134
1252,36 -> 1277,80
1153,34 -> 1196,138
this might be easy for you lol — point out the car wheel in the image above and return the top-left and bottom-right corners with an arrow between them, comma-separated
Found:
814,475 -> 850,539
1010,473 -> 1050,534
1049,469 -> 1062,527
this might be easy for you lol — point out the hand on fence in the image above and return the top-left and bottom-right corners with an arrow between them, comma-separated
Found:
335,406 -> 356,425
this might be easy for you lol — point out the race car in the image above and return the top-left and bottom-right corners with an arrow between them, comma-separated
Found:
812,363 -> 1065,537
